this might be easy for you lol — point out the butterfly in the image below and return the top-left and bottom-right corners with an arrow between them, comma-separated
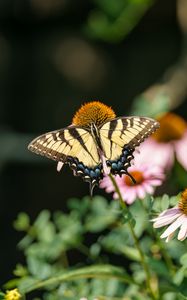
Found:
28,102 -> 159,193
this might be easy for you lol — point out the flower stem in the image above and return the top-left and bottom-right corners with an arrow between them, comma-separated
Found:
139,199 -> 176,275
155,234 -> 176,275
21,265 -> 135,294
108,173 -> 158,300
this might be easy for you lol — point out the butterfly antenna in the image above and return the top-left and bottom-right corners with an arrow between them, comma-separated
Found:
126,171 -> 136,184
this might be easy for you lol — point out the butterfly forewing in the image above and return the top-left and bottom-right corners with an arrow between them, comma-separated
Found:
99,116 -> 159,160
99,116 -> 159,175
28,126 -> 104,187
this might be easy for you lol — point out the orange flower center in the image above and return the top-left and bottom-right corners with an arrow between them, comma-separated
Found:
125,170 -> 144,186
72,101 -> 116,127
179,188 -> 187,215
152,112 -> 186,142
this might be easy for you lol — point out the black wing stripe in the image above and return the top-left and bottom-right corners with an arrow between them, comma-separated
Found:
69,128 -> 97,162
69,128 -> 90,153
52,132 -> 58,141
120,119 -> 128,138
110,140 -> 114,159
59,131 -> 71,146
108,119 -> 117,140
130,118 -> 133,127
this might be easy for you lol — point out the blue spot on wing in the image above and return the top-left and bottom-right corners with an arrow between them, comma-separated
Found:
66,156 -> 103,188
107,146 -> 134,175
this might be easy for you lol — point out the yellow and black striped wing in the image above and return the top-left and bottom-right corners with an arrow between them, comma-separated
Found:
99,116 -> 159,175
28,126 -> 102,184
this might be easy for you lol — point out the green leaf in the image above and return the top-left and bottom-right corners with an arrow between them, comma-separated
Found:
3,278 -> 21,290
90,243 -> 101,258
120,245 -> 140,261
160,282 -> 177,295
85,196 -> 119,232
152,194 -> 170,213
18,277 -> 38,294
27,256 -> 52,280
166,240 -> 187,261
162,292 -> 178,300
177,293 -> 187,300
0,292 -> 5,300
121,209 -> 135,227
148,257 -> 169,277
14,212 -> 30,231
129,200 -> 147,237
85,0 -> 154,43
101,227 -> 130,254
160,194 -> 170,211
34,211 -> 56,242
180,254 -> 187,267
13,264 -> 28,277
18,234 -> 34,250
20,265 -> 134,294
67,196 -> 90,216
173,267 -> 186,286
170,194 -> 180,207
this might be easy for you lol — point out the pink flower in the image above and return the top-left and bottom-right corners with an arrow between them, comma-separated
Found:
139,113 -> 187,171
138,138 -> 174,170
100,161 -> 164,205
151,189 -> 187,242
174,131 -> 187,170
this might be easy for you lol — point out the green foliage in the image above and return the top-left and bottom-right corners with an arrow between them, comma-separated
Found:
2,193 -> 187,299
132,92 -> 170,117
0,292 -> 5,300
84,0 -> 154,42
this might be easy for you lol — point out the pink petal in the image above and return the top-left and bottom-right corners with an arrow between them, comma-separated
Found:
135,138 -> 175,170
105,186 -> 115,193
125,191 -> 137,204
175,131 -> 187,170
159,207 -> 181,217
99,176 -> 116,194
143,165 -> 164,178
100,176 -> 112,187
151,207 -> 182,224
136,185 -> 146,199
142,182 -> 154,194
113,186 -> 134,201
123,188 -> 137,204
113,192 -> 119,199
178,216 -> 187,241
160,214 -> 186,239
115,176 -> 126,187
152,212 -> 182,228
147,179 -> 163,186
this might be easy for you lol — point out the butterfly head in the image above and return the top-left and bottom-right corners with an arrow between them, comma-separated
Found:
72,101 -> 116,128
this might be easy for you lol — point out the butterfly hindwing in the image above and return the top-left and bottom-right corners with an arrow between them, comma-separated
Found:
28,126 -> 103,185
99,116 -> 159,175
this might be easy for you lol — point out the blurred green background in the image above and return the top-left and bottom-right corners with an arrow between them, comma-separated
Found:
0,0 -> 186,286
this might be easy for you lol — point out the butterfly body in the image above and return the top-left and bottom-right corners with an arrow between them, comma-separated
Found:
28,105 -> 159,191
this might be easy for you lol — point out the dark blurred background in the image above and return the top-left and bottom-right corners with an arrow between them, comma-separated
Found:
0,0 -> 186,285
